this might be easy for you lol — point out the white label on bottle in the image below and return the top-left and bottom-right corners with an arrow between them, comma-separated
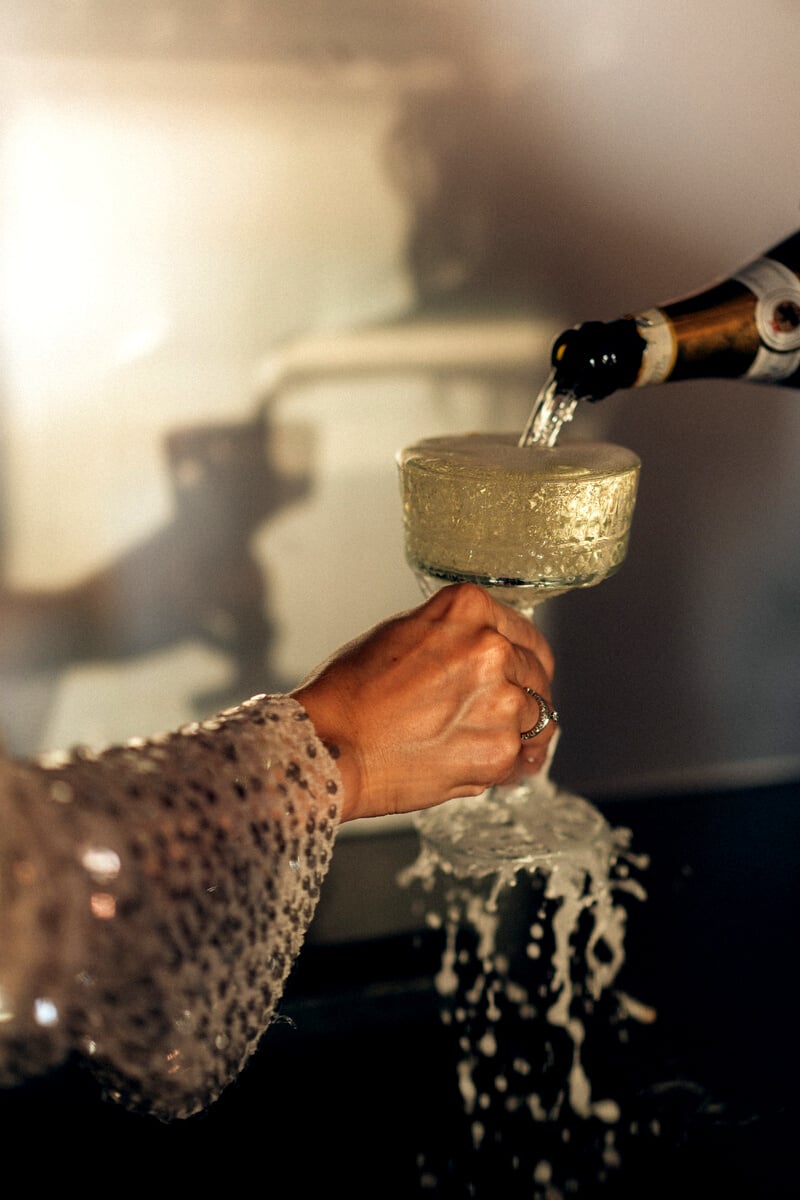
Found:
633,308 -> 676,386
734,256 -> 800,378
746,344 -> 800,381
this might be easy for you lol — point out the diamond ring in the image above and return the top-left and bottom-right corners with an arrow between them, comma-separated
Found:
521,688 -> 559,740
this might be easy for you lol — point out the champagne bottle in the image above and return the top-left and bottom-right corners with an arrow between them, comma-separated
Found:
550,229 -> 800,402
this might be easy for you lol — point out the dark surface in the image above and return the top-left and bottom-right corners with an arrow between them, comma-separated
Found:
2,780 -> 797,1196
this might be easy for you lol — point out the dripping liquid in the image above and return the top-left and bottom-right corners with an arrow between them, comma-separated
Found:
399,777 -> 653,1197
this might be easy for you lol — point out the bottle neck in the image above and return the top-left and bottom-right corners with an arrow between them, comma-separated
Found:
550,319 -> 645,400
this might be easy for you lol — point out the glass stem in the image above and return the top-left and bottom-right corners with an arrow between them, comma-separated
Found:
520,601 -> 558,786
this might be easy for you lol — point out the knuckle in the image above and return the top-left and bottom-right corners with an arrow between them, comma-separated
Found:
445,580 -> 491,618
474,626 -> 509,670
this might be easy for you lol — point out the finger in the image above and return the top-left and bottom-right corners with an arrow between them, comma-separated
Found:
490,601 -> 555,678
518,738 -> 552,774
521,724 -> 561,771
504,641 -> 556,696
500,734 -> 552,784
423,581 -> 554,675
520,685 -> 559,738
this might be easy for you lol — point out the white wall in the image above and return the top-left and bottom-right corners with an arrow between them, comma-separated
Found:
1,0 -> 798,796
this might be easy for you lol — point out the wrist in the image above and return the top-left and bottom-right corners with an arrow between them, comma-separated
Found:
291,687 -> 363,822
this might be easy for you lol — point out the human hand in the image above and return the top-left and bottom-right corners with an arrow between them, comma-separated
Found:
292,582 -> 557,822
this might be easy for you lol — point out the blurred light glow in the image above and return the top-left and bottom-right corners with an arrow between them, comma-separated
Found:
0,94 -> 173,420
1,104 -> 112,349
81,844 -> 122,883
34,997 -> 59,1026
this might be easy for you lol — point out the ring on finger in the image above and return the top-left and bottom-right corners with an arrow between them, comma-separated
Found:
521,688 -> 559,740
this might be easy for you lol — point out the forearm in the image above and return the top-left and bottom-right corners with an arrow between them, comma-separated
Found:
0,694 -> 342,1119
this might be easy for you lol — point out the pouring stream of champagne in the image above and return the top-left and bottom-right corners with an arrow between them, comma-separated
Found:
518,373 -> 579,448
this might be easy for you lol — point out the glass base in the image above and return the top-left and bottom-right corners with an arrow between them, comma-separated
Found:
414,771 -> 615,882
413,566 -> 597,611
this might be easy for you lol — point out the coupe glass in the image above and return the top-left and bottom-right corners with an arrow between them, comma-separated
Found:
396,431 -> 640,883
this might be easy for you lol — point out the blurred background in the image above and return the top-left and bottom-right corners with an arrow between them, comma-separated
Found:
1,2 -> 798,1193
2,0 -> 799,916
2,0 -> 798,796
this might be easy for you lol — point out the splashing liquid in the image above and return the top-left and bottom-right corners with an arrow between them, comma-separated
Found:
400,773 -> 653,1198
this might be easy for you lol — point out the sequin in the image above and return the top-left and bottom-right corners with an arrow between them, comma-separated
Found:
0,694 -> 342,1120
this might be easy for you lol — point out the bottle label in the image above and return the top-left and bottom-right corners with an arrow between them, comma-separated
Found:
734,256 -> 800,379
633,308 -> 676,386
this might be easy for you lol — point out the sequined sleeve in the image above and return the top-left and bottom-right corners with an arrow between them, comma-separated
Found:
0,694 -> 342,1120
